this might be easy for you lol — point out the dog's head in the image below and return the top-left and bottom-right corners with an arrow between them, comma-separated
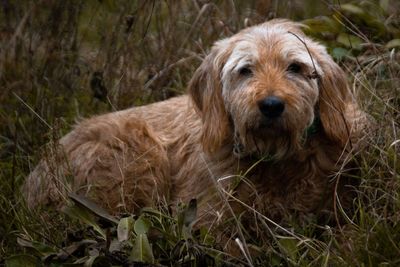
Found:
189,19 -> 355,159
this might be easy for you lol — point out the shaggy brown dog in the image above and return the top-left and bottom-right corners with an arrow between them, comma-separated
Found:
24,20 -> 367,230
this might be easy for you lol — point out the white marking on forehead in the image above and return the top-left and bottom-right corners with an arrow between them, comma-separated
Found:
251,24 -> 324,73
250,24 -> 289,38
220,22 -> 326,81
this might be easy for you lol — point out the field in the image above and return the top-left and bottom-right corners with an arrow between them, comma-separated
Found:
1,0 -> 399,266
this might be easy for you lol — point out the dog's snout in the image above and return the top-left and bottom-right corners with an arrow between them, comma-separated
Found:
258,96 -> 285,118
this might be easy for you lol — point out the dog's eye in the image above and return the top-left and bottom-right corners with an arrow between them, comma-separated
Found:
238,66 -> 253,77
287,63 -> 302,74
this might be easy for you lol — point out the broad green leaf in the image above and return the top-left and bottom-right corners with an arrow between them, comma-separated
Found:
134,216 -> 151,235
63,204 -> 106,239
130,233 -> 155,263
118,216 -> 135,242
68,193 -> 119,225
17,237 -> 57,257
302,17 -> 340,34
340,4 -> 365,15
337,33 -> 363,50
340,3 -> 385,34
386,39 -> 400,49
5,255 -> 40,267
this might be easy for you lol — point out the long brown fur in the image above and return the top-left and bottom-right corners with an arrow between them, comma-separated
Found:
24,19 -> 368,235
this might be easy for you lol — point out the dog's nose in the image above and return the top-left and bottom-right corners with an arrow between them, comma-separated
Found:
258,96 -> 285,118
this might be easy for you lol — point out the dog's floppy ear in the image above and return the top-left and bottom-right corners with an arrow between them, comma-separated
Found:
316,53 -> 354,147
188,45 -> 231,154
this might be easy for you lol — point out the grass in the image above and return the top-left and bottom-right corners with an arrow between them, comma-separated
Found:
1,0 -> 399,266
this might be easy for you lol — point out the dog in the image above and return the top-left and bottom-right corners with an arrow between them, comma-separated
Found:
24,19 -> 367,232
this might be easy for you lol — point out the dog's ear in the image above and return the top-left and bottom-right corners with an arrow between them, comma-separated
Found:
316,53 -> 354,147
188,46 -> 231,154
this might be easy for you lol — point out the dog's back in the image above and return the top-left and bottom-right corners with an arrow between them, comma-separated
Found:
23,95 -> 202,212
